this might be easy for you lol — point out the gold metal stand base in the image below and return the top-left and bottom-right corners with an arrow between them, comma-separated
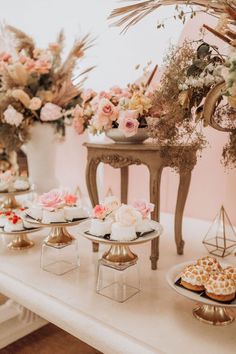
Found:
44,226 -> 74,248
8,234 -> 34,250
193,304 -> 235,326
102,245 -> 138,269
1,195 -> 21,210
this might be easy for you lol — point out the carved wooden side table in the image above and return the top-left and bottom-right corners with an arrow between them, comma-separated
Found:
84,142 -> 197,270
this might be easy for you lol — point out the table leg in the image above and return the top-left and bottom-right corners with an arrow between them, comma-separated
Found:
85,158 -> 100,252
175,171 -> 192,255
120,166 -> 128,204
149,166 -> 163,270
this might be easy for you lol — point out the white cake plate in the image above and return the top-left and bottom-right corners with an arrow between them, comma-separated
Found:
166,261 -> 236,326
0,189 -> 32,210
24,216 -> 88,248
0,227 -> 41,250
77,219 -> 163,269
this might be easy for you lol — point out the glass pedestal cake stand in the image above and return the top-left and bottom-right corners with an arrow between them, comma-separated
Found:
24,216 -> 88,275
77,219 -> 163,269
0,189 -> 32,210
77,219 -> 163,302
0,227 -> 41,250
166,261 -> 236,326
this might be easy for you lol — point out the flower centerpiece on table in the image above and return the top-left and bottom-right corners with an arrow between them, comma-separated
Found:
0,25 -> 94,152
82,75 -> 154,139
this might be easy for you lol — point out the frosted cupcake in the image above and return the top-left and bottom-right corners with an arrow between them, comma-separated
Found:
110,205 -> 142,241
205,273 -> 236,302
197,256 -> 222,274
0,211 -> 13,227
180,264 -> 209,291
132,199 -> 154,234
89,204 -> 112,236
40,189 -> 65,223
13,177 -> 30,191
0,171 -> 14,192
63,194 -> 87,221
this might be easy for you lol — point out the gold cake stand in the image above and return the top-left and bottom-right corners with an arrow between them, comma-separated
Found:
77,219 -> 163,269
0,227 -> 41,250
167,261 -> 236,326
24,216 -> 88,248
0,189 -> 32,210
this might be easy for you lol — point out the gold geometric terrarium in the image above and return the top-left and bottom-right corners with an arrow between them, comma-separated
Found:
203,206 -> 236,257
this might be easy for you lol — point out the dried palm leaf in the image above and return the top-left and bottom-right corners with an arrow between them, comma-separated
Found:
52,29 -> 65,68
52,79 -> 80,107
54,34 -> 94,85
109,0 -> 234,33
6,25 -> 35,54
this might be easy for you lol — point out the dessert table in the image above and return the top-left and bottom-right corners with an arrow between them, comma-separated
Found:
84,142 -> 197,270
1,214 -> 236,354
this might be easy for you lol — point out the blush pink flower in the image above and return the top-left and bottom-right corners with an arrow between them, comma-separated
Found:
97,98 -> 119,122
82,89 -> 96,103
118,110 -> 139,137
132,200 -> 155,218
93,204 -> 108,220
40,103 -> 62,121
0,52 -> 12,62
92,114 -> 112,131
64,194 -> 78,206
34,59 -> 52,74
98,91 -> 112,100
39,189 -> 64,210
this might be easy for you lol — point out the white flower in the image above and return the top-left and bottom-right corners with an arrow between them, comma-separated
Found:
3,105 -> 24,127
115,205 -> 142,226
103,196 -> 121,213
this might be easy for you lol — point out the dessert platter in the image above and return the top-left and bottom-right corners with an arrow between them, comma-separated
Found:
0,209 -> 41,250
166,256 -> 236,326
24,189 -> 89,247
77,198 -> 163,269
0,171 -> 32,210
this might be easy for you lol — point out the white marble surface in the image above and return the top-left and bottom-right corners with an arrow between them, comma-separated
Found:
0,213 -> 236,354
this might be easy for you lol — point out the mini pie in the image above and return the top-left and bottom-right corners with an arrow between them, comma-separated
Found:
204,273 -> 236,302
196,256 -> 222,273
180,265 -> 209,291
224,266 -> 236,284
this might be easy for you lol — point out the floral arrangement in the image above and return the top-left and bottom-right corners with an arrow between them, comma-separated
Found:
80,81 -> 153,137
39,189 -> 78,210
132,199 -> 154,218
0,25 -> 93,151
92,196 -> 121,219
147,40 -> 224,170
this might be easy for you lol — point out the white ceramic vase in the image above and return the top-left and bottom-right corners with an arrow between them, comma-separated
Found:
22,122 -> 59,194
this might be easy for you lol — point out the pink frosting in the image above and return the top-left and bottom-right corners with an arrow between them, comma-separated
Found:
132,200 -> 155,218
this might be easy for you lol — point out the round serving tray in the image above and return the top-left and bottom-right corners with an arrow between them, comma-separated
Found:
24,216 -> 88,228
77,219 -> 163,246
166,261 -> 236,325
0,188 -> 32,197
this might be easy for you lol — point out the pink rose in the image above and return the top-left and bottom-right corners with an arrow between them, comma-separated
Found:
97,98 -> 119,121
132,200 -> 155,218
118,110 -> 139,137
40,103 -> 62,121
99,91 -> 112,100
39,189 -> 64,210
82,89 -> 96,103
93,205 -> 108,220
64,194 -> 77,206
92,114 -> 112,131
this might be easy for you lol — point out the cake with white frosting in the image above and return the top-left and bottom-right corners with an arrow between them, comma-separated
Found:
0,211 -> 14,227
13,177 -> 30,191
0,171 -> 30,192
4,214 -> 24,232
132,199 -> 154,234
110,204 -> 142,241
89,203 -> 112,236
